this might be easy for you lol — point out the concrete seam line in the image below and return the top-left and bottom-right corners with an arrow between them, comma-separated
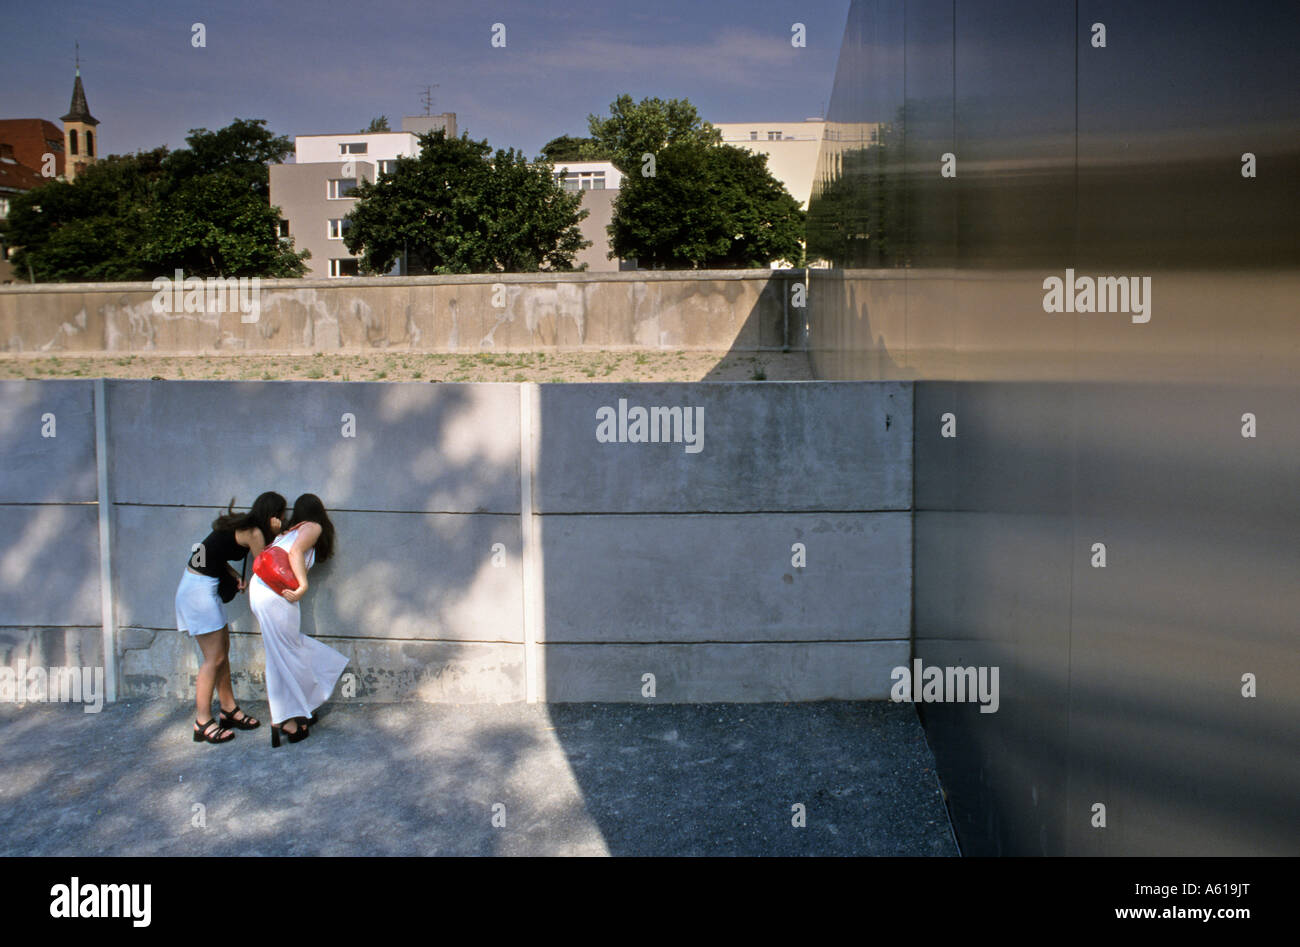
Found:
93,378 -> 117,704
519,382 -> 541,703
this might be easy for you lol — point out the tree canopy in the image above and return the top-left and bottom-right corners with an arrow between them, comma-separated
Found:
538,135 -> 605,163
609,142 -> 805,269
4,118 -> 307,281
585,95 -> 721,174
344,130 -> 589,274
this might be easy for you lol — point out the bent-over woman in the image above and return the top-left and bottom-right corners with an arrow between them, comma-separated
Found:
176,492 -> 286,743
249,493 -> 348,747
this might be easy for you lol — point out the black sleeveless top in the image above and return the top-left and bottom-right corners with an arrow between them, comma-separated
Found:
189,529 -> 247,578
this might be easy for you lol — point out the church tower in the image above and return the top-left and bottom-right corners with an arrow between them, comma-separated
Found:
61,51 -> 98,182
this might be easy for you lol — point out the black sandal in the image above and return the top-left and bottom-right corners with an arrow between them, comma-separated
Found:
271,718 -> 310,748
193,718 -> 234,744
219,704 -> 261,730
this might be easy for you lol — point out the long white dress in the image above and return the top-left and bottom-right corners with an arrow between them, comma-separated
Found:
249,527 -> 349,724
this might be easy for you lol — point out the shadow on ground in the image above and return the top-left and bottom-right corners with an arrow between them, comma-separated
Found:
0,699 -> 955,856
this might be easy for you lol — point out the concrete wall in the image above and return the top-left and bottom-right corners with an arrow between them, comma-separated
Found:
0,378 -> 911,705
0,271 -> 803,354
0,380 -> 105,685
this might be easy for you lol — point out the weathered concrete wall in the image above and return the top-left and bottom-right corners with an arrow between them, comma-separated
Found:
0,271 -> 806,355
0,378 -> 911,705
0,380 -> 104,679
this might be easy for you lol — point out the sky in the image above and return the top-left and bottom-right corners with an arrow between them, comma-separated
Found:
1,0 -> 851,160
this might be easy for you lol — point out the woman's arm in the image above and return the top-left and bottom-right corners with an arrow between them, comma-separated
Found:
234,528 -> 266,592
280,522 -> 322,603
245,527 -> 267,560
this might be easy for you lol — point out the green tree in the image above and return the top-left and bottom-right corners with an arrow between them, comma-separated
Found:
159,118 -> 293,201
362,116 -> 391,133
6,150 -> 168,282
610,142 -> 805,269
6,118 -> 307,281
538,134 -> 605,163
344,130 -> 589,274
586,94 -> 721,174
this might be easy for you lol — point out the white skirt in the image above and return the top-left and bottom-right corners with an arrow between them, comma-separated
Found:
175,570 -> 228,637
249,576 -> 349,724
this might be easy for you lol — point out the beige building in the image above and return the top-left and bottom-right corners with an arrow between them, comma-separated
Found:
270,126 -> 623,276
713,119 -> 825,208
552,161 -> 623,272
269,160 -> 380,277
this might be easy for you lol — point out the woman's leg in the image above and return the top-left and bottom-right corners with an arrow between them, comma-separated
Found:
215,630 -> 258,726
194,627 -> 229,724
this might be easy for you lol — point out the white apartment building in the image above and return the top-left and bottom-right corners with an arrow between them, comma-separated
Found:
713,119 -> 826,209
551,160 -> 623,193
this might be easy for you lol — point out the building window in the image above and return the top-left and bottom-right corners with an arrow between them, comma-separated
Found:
378,159 -> 397,175
327,178 -> 358,199
45,139 -> 63,153
750,131 -> 758,140
86,131 -> 94,157
767,131 -> 782,140
557,170 -> 606,191
277,219 -> 289,238
327,218 -> 352,239
0,197 -> 9,220
329,258 -> 359,277
340,142 -> 368,155
68,129 -> 78,156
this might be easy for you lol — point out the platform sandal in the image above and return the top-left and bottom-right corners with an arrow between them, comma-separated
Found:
193,718 -> 234,744
271,719 -> 310,748
219,704 -> 261,730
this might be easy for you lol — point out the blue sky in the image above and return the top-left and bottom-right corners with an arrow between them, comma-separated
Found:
3,0 -> 850,159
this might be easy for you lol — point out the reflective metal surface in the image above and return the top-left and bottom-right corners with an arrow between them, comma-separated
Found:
809,0 -> 1300,854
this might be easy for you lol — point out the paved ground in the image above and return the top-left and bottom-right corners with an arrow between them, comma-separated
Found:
0,699 -> 956,856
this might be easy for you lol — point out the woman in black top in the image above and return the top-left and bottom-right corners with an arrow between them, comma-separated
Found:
175,492 -> 285,743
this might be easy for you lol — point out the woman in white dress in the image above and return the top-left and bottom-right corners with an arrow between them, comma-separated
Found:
249,493 -> 349,747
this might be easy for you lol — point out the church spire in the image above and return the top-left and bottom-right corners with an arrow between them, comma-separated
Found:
62,52 -> 98,128
61,44 -> 99,181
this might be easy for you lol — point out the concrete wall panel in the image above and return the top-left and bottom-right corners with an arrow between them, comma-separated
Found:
540,513 -> 909,642
535,381 -> 911,513
541,641 -> 908,702
106,380 -> 521,513
0,380 -> 97,503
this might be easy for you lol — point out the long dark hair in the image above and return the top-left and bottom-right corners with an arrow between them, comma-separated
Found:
285,493 -> 335,563
212,492 -> 286,545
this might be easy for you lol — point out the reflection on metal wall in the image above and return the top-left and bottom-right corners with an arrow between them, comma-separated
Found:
809,0 -> 1299,854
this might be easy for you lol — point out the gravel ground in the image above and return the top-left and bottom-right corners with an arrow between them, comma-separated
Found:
0,349 -> 814,384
